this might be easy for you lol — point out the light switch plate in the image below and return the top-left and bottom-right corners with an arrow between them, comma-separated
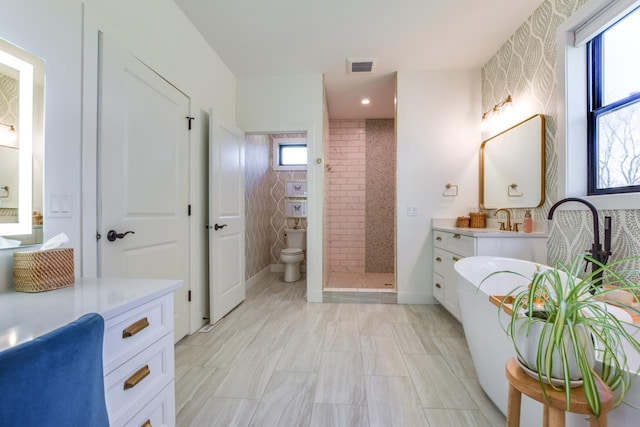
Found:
48,194 -> 72,218
407,205 -> 418,216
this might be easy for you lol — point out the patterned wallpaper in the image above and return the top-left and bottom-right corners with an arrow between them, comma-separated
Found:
365,119 -> 395,273
268,134 -> 308,265
244,134 -> 271,279
244,133 -> 308,279
481,0 -> 640,268
0,73 -> 18,218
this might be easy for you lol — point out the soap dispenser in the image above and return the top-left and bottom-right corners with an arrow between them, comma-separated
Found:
523,210 -> 533,233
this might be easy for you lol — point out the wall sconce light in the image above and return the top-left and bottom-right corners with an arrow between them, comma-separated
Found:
481,95 -> 512,121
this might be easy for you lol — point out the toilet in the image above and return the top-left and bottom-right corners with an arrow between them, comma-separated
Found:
280,228 -> 306,282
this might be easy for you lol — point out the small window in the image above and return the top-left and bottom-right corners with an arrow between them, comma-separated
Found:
273,138 -> 307,171
588,6 -> 640,195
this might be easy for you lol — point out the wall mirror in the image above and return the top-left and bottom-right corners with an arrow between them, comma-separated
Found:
0,37 -> 44,247
480,114 -> 545,209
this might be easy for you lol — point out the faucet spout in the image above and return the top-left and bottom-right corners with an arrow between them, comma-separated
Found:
494,208 -> 512,231
548,197 -> 600,249
548,197 -> 612,288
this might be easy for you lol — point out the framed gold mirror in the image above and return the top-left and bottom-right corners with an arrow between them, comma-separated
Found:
480,114 -> 545,209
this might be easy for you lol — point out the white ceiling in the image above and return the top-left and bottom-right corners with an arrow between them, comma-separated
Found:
175,0 -> 544,119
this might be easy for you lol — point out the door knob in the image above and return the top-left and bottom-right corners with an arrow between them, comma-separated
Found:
214,224 -> 228,231
107,230 -> 135,242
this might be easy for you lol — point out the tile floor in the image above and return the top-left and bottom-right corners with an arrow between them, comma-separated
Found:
175,273 -> 505,426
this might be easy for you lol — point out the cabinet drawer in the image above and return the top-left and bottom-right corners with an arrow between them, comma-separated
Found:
433,248 -> 447,274
432,272 -> 445,302
445,233 -> 474,257
103,294 -> 173,374
124,382 -> 175,427
105,333 -> 174,427
433,231 -> 447,249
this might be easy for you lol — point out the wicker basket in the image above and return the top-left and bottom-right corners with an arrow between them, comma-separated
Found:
456,216 -> 470,228
13,248 -> 74,292
469,212 -> 487,228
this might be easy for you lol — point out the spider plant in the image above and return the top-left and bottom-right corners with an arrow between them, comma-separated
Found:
483,254 -> 640,417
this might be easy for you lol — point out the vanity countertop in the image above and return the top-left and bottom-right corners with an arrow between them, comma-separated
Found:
0,277 -> 182,352
433,217 -> 548,238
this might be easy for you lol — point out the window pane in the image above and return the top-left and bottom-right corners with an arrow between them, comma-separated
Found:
280,145 -> 307,165
602,8 -> 640,105
596,99 -> 640,189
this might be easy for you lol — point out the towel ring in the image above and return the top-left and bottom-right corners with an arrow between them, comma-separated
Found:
507,183 -> 523,197
443,183 -> 458,197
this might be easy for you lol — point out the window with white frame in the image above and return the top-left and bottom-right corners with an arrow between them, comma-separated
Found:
587,6 -> 640,195
272,137 -> 307,171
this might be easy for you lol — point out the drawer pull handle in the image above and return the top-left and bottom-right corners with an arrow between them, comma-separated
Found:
452,256 -> 461,262
124,365 -> 151,390
123,317 -> 150,338
142,420 -> 152,427
435,257 -> 442,262
453,234 -> 461,239
436,236 -> 442,241
435,283 -> 442,289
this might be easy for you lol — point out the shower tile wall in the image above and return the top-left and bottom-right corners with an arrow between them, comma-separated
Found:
482,0 -> 640,268
325,119 -> 395,274
365,119 -> 395,273
326,120 -> 366,273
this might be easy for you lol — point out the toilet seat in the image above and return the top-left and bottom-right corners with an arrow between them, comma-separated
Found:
281,248 -> 303,256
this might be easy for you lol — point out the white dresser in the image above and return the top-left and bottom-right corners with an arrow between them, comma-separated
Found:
0,277 -> 181,427
432,222 -> 547,322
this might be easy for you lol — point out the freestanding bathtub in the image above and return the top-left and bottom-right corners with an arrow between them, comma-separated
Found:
455,256 -> 640,427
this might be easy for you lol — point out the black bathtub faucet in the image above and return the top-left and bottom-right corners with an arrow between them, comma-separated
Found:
548,197 -> 612,285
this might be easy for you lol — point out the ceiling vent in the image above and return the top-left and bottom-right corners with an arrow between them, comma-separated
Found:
347,58 -> 376,74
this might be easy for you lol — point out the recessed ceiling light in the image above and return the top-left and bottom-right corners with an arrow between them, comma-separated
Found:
361,98 -> 370,105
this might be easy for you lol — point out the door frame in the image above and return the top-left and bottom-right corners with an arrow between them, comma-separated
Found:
240,123 -> 323,303
81,10 -> 206,335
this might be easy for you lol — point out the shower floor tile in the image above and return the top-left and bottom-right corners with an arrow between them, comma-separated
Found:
325,272 -> 395,291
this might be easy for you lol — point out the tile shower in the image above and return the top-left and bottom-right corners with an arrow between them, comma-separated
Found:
324,119 -> 396,290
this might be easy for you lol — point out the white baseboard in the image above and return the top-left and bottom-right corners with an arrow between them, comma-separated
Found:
245,265 -> 272,291
397,292 -> 437,304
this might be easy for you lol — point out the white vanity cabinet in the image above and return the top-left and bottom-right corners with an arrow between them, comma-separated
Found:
102,291 -> 176,427
0,277 -> 181,427
432,227 -> 547,322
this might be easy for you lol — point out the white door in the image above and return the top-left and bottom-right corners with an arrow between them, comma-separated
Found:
209,113 -> 245,324
98,34 -> 190,342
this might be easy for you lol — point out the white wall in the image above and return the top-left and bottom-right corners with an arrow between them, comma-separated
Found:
396,70 -> 481,303
0,1 -> 238,332
237,73 -> 324,302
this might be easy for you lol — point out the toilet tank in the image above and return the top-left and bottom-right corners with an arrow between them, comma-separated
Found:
284,229 -> 306,249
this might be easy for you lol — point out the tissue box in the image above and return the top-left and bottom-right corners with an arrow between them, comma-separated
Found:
13,248 -> 75,292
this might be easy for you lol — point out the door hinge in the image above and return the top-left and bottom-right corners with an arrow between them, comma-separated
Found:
188,204 -> 191,216
186,116 -> 195,130
188,290 -> 192,302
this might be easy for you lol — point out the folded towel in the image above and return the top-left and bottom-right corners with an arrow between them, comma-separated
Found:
0,313 -> 109,427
